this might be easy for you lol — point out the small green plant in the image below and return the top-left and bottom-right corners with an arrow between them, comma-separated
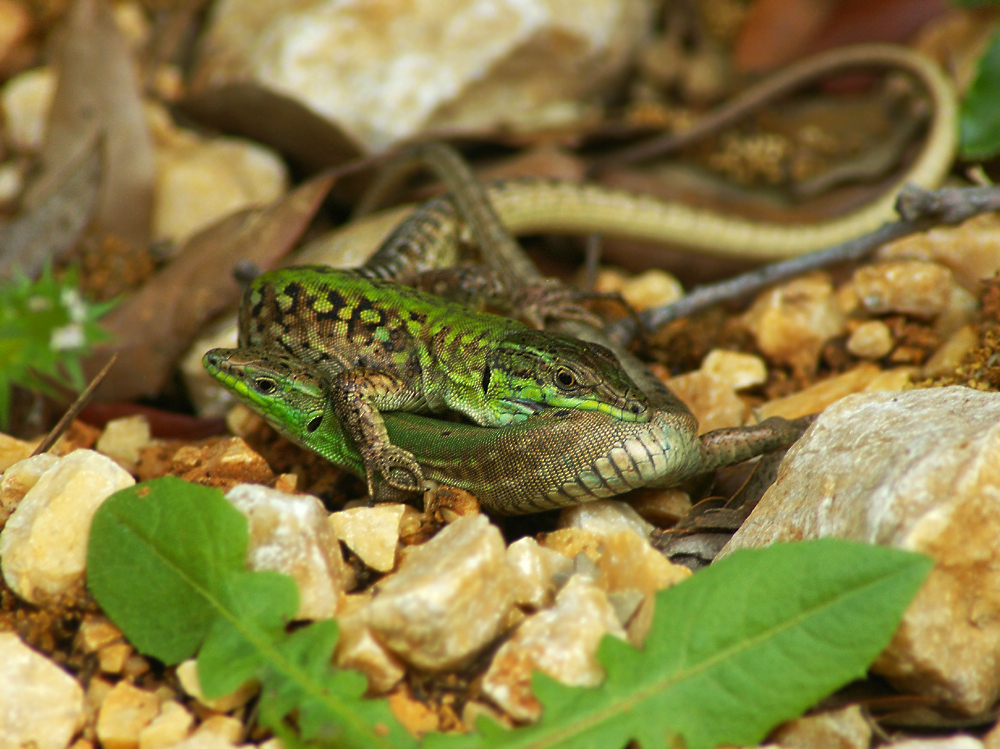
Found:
0,265 -> 116,427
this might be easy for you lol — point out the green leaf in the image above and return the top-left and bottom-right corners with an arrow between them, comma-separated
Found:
87,477 -> 251,664
962,27 -> 1000,159
87,477 -> 416,749
432,539 -> 931,749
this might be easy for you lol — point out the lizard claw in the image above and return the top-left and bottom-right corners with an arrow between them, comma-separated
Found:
509,281 -> 618,330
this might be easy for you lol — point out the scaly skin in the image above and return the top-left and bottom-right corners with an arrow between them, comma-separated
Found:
203,348 -> 808,514
236,266 -> 650,494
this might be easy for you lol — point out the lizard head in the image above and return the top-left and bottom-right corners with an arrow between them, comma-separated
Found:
202,347 -> 331,444
484,330 -> 650,423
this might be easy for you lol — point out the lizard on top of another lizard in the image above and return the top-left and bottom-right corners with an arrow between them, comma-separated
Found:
236,265 -> 650,496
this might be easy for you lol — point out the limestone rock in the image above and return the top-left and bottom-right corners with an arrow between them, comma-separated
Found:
886,739 -> 983,749
328,503 -> 407,572
481,574 -> 626,722
0,632 -> 85,749
880,212 -> 1000,292
333,594 -> 406,694
96,416 -> 153,474
226,484 -> 348,620
506,536 -> 574,609
850,260 -> 953,320
558,499 -> 654,539
595,268 -> 684,310
741,272 -> 846,374
0,66 -> 55,153
361,514 -> 515,670
171,437 -> 275,490
95,681 -> 160,749
666,368 -> 749,432
0,450 -> 134,604
846,320 -> 893,360
0,453 -> 58,526
190,0 -> 654,153
754,363 -> 912,422
147,102 -> 287,243
771,705 -> 871,749
544,523 -> 689,597
137,701 -> 193,749
174,660 -> 257,713
722,387 -> 1000,715
0,432 -> 38,473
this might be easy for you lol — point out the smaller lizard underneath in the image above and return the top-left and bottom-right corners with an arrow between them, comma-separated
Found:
234,266 -> 650,496
204,348 -> 808,513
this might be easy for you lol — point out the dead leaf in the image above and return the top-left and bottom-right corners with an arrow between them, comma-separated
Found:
91,173 -> 336,400
26,0 -> 154,248
0,136 -> 101,278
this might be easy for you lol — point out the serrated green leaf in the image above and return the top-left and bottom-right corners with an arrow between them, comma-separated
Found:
431,539 -> 931,749
198,569 -> 299,697
962,27 -> 1000,159
87,477 -> 416,749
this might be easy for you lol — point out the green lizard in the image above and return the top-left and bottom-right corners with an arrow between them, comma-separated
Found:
204,348 -> 807,514
235,266 -> 650,496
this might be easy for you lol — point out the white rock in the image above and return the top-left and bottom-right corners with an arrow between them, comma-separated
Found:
0,431 -> 37,472
771,705 -> 870,749
0,450 -> 134,604
329,503 -> 407,572
175,660 -> 257,714
722,387 -> 1000,715
0,453 -> 58,526
361,514 -> 515,670
225,484 -> 348,620
846,320 -> 893,360
96,415 -> 152,474
742,272 -> 846,374
558,499 -> 654,539
95,681 -> 160,749
506,536 -> 574,609
0,632 -> 85,749
700,349 -> 768,390
137,701 -> 193,749
150,120 -> 287,243
191,0 -> 654,152
333,597 -> 406,694
851,260 -> 953,320
481,574 -> 626,722
886,738 -> 983,749
0,66 -> 55,153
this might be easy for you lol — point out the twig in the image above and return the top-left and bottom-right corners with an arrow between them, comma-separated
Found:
31,354 -> 119,457
604,184 -> 1000,344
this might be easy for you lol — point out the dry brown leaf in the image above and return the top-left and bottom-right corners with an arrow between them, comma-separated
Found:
91,174 -> 336,400
26,0 -> 154,248
0,135 -> 101,278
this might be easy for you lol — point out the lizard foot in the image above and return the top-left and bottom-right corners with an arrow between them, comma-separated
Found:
366,446 -> 426,495
507,281 -> 627,330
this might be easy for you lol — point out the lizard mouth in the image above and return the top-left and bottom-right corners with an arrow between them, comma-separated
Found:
505,399 -> 546,414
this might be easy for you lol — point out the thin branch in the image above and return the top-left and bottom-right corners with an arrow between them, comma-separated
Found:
604,184 -> 1000,344
31,353 -> 119,457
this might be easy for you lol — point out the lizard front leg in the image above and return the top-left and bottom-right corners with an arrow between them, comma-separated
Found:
326,368 -> 427,496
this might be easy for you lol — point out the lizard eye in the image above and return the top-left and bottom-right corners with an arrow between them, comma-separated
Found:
253,377 -> 277,395
555,368 -> 576,389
